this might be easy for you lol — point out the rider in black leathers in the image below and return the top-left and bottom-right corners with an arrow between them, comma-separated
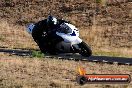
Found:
31,15 -> 69,54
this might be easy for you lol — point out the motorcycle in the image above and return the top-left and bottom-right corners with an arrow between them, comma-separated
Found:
40,23 -> 92,57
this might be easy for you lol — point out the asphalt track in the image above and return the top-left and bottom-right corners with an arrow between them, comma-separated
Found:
0,48 -> 132,65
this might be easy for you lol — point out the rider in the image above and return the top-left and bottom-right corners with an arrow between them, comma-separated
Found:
27,15 -> 70,54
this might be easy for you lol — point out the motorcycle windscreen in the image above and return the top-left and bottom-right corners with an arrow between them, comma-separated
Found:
57,23 -> 72,34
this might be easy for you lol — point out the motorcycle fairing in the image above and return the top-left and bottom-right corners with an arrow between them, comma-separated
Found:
56,23 -> 82,44
56,32 -> 82,44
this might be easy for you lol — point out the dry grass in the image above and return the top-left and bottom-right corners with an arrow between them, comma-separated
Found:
0,54 -> 132,88
0,1 -> 132,87
0,0 -> 131,57
0,19 -> 132,57
0,19 -> 37,49
80,25 -> 132,57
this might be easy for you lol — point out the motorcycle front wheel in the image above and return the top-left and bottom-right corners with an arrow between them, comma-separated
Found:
79,41 -> 92,57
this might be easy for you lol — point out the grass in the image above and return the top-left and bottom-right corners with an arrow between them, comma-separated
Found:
0,20 -> 131,58
93,51 -> 132,58
0,55 -> 132,88
0,20 -> 37,49
32,51 -> 45,58
0,0 -> 131,57
0,36 -> 5,42
0,0 -> 132,87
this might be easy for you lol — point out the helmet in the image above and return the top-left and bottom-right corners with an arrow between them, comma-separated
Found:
26,23 -> 35,34
47,15 -> 57,26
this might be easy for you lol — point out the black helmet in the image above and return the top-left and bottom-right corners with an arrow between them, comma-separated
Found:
47,15 -> 57,26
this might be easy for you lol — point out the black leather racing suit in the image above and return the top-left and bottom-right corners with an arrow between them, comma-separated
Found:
32,19 -> 69,54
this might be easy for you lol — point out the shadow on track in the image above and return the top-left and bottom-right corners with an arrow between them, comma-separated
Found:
0,48 -> 132,65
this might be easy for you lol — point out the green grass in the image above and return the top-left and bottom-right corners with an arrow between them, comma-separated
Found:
31,51 -> 45,58
96,0 -> 101,3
